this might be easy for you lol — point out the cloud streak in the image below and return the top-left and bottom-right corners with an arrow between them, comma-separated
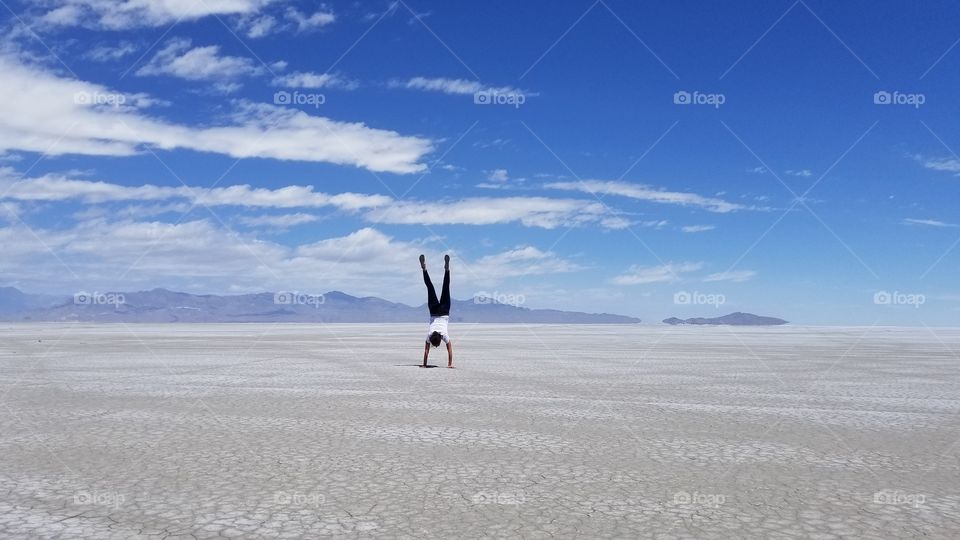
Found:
0,170 -> 638,230
0,55 -> 433,173
612,262 -> 704,285
902,218 -> 957,228
546,180 -> 746,213
36,0 -> 276,29
391,76 -> 528,97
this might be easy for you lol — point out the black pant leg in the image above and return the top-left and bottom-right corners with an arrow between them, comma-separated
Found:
438,269 -> 451,316
424,270 -> 441,315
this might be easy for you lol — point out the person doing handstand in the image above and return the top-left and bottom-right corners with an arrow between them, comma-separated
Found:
420,254 -> 453,368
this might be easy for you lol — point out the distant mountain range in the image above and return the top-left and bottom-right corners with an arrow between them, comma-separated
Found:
663,312 -> 788,326
0,287 -> 641,324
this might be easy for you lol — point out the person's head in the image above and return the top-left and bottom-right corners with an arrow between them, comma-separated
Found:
429,332 -> 443,347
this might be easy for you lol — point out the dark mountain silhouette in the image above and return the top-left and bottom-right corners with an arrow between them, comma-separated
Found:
0,287 -> 640,324
663,312 -> 787,326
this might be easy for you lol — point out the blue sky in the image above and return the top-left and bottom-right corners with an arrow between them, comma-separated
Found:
0,0 -> 958,325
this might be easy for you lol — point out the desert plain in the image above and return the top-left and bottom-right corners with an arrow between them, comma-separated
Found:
1,323 -> 959,538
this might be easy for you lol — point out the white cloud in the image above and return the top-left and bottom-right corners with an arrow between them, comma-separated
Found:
922,157 -> 960,174
487,169 -> 509,182
272,72 -> 359,90
36,0 -> 276,29
681,225 -> 715,233
238,213 -> 319,228
612,262 -> 703,285
366,196 -> 625,229
0,201 -> 21,222
0,55 -> 433,173
0,219 -> 579,301
137,39 -> 265,82
785,169 -> 812,177
235,8 -> 335,38
0,169 -> 638,231
392,77 -> 527,97
286,7 -> 336,31
0,168 -> 391,210
474,138 -> 510,149
703,270 -> 756,282
241,15 -> 278,38
902,218 -> 958,228
468,246 -> 580,281
636,219 -> 668,229
547,180 -> 745,213
73,202 -> 191,221
83,41 -> 139,62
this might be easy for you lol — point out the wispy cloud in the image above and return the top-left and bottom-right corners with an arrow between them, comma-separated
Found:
391,76 -> 528,97
902,218 -> 958,228
83,41 -> 139,62
0,55 -> 433,173
681,225 -> 716,233
922,157 -> 960,174
272,72 -> 359,90
237,213 -> 320,229
0,169 -> 390,210
36,0 -> 275,29
1,170 -> 637,231
137,39 -> 269,83
487,169 -> 509,182
612,262 -> 703,285
470,246 -> 581,278
285,7 -> 335,31
0,220 -> 578,300
547,180 -> 746,213
366,196 -> 625,230
703,270 -> 756,282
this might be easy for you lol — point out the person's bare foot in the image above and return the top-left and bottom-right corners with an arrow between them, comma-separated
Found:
447,364 -> 455,369
419,254 -> 426,270
444,254 -> 450,271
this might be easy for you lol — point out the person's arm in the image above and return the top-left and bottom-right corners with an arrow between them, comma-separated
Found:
446,341 -> 454,368
422,342 -> 431,367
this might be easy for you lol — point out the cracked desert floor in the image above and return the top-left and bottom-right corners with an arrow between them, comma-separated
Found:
2,323 -> 959,539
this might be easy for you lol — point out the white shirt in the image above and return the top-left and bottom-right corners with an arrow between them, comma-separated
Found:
426,315 -> 450,344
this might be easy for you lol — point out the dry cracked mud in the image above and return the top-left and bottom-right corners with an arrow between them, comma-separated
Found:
1,323 -> 959,538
